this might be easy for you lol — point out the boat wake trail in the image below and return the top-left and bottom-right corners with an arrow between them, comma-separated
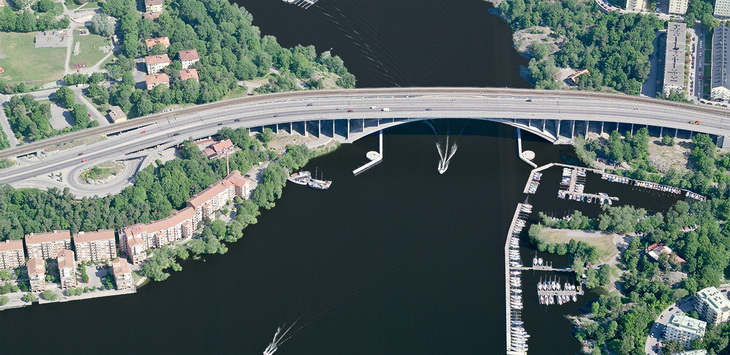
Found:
263,320 -> 300,355
425,120 -> 465,174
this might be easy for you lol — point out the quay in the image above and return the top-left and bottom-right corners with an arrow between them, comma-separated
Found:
513,266 -> 574,273
516,129 -> 538,168
505,202 -> 531,355
352,130 -> 383,175
601,172 -> 707,201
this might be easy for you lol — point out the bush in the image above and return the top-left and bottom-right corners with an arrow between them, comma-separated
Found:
41,289 -> 59,301
22,293 -> 35,303
0,295 -> 9,306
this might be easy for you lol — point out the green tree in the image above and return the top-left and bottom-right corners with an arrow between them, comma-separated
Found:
41,289 -> 59,301
0,294 -> 8,306
89,14 -> 114,37
22,292 -> 34,303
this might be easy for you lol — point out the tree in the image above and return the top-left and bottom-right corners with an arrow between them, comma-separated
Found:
55,87 -> 76,108
22,292 -> 34,303
89,14 -> 114,37
527,42 -> 550,61
33,0 -> 55,13
0,269 -> 13,281
0,295 -> 8,306
662,135 -> 675,146
41,289 -> 58,301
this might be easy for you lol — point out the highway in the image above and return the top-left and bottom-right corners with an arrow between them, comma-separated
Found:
0,87 -> 728,196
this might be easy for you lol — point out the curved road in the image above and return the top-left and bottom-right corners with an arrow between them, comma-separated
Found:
0,87 -> 728,195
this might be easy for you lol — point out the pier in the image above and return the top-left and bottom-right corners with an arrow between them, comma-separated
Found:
352,130 -> 383,175
505,203 -> 532,355
516,129 -> 537,168
558,166 -> 619,204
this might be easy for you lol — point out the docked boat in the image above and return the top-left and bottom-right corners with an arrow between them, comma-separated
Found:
287,171 -> 311,185
308,168 -> 332,190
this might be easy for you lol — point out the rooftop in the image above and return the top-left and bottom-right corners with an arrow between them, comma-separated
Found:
108,106 -> 127,122
145,73 -> 170,85
0,239 -> 23,252
667,314 -> 707,335
145,207 -> 195,232
27,258 -> 45,276
25,230 -> 71,244
145,37 -> 170,49
145,54 -> 171,66
179,49 -> 199,62
75,229 -> 116,243
697,286 -> 730,314
180,68 -> 199,81
57,249 -> 75,269
663,22 -> 687,89
112,258 -> 131,275
145,0 -> 163,6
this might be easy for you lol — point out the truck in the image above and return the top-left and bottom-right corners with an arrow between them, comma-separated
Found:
381,107 -> 390,112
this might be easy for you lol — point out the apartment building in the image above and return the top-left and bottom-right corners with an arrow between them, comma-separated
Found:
74,229 -> 117,263
25,230 -> 72,260
57,250 -> 77,289
145,54 -> 171,75
179,49 -> 199,69
664,314 -> 707,346
716,0 -> 730,17
187,170 -> 251,223
180,69 -> 199,82
203,139 -> 234,160
663,22 -> 687,97
0,239 -> 25,270
144,0 -> 163,13
27,258 -> 46,292
111,258 -> 134,290
145,73 -> 170,90
712,26 -> 730,101
668,0 -> 689,14
695,287 -> 730,324
120,208 -> 197,264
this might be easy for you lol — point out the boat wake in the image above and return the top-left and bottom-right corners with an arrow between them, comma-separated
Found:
263,321 -> 299,355
435,136 -> 457,175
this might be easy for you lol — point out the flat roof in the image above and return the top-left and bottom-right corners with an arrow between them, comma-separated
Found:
667,314 -> 706,335
75,229 -> 115,243
697,286 -> 730,314
25,230 -> 71,245
663,22 -> 687,89
0,239 -> 23,252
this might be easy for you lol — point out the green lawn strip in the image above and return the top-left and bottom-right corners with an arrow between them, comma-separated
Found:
71,29 -> 111,69
0,32 -> 66,86
540,228 -> 618,264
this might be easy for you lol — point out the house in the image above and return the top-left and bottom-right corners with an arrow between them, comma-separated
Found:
202,139 -> 233,160
186,170 -> 251,223
25,230 -> 72,260
663,314 -> 706,346
108,106 -> 127,123
0,0 -> 5,7
646,243 -> 686,264
57,249 -> 77,289
662,22 -> 687,97
74,229 -> 117,263
565,69 -> 589,86
143,12 -> 161,20
145,73 -> 170,90
145,54 -> 171,74
180,69 -> 199,82
179,49 -> 199,69
695,287 -> 730,324
0,240 -> 25,270
27,258 -> 46,292
144,0 -> 163,13
145,37 -> 170,50
111,258 -> 134,290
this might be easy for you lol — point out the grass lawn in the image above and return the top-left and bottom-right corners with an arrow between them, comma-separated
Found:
0,32 -> 66,86
539,228 -> 619,264
72,29 -> 111,69
78,1 -> 102,9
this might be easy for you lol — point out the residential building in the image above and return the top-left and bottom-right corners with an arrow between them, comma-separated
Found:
716,0 -> 730,17
712,26 -> 730,101
145,73 -> 170,90
0,239 -> 25,270
145,54 -> 171,74
74,229 -> 117,263
111,258 -> 134,290
145,36 -> 170,50
695,287 -> 730,324
25,230 -> 72,260
668,0 -> 689,14
664,314 -> 707,346
27,258 -> 46,292
120,208 -> 197,264
57,249 -> 77,289
180,68 -> 199,82
0,0 -> 6,7
179,49 -> 199,69
626,0 -> 645,12
663,22 -> 687,97
144,0 -> 163,13
646,243 -> 686,263
187,170 -> 251,223
143,12 -> 161,20
108,106 -> 127,123
202,139 -> 234,160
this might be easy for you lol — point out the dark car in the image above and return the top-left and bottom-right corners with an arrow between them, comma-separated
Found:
78,152 -> 84,156
234,118 -> 241,122
306,103 -> 313,106
425,108 -> 433,111
171,133 -> 180,136
526,99 -> 532,102
217,123 -> 223,126
273,114 -> 279,117
347,109 -> 353,112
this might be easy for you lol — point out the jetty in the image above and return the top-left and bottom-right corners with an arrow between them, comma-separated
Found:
505,203 -> 532,355
523,163 -> 554,194
352,130 -> 383,175
558,166 -> 618,204
601,172 -> 707,201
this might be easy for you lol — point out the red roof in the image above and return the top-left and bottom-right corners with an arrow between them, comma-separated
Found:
145,37 -> 170,49
25,230 -> 71,245
145,54 -> 171,65
145,73 -> 170,85
180,69 -> 199,81
179,49 -> 199,62
0,239 -> 23,252
75,229 -> 115,243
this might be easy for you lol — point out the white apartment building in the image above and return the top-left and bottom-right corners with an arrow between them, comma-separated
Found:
57,249 -> 77,289
695,287 -> 730,324
0,240 -> 25,270
27,258 -> 46,292
716,0 -> 730,17
712,26 -> 730,101
664,314 -> 707,346
663,22 -> 687,97
145,54 -> 171,75
668,0 -> 689,14
74,229 -> 117,262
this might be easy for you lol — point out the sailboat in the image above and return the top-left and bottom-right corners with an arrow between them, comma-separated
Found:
308,167 -> 332,190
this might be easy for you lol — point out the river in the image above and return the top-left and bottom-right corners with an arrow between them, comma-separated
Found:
0,1 -> 679,354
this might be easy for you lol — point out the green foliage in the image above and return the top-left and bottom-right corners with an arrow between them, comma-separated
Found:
0,7 -> 69,32
66,287 -> 83,296
0,295 -> 8,306
0,269 -> 13,281
55,87 -> 76,108
4,94 -> 54,141
498,0 -> 662,94
21,292 -> 34,303
89,13 -> 113,37
662,135 -> 675,146
62,73 -> 90,85
33,0 -> 55,13
41,289 -> 58,301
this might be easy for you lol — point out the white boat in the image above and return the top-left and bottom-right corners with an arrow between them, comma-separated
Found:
287,171 -> 311,185
308,168 -> 332,190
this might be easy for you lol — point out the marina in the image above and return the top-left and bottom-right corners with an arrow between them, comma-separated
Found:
536,277 -> 584,306
505,203 -> 533,355
601,173 -> 707,201
557,166 -> 619,205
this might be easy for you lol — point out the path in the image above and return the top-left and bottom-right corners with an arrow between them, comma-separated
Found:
0,95 -> 20,148
72,86 -> 109,126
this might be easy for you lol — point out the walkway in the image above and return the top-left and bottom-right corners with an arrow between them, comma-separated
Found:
0,95 -> 19,147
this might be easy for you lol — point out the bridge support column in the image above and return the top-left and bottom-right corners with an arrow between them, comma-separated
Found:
318,120 -> 321,138
631,123 -> 634,135
557,120 -> 562,138
675,128 -> 678,138
659,127 -> 663,137
571,120 -> 575,138
601,121 -> 604,135
585,121 -> 589,137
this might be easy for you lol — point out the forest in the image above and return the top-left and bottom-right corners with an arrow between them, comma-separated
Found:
498,0 -> 663,94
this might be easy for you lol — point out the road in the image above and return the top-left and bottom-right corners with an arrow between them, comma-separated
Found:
0,87 -> 729,195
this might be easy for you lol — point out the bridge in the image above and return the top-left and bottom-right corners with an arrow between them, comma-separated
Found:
0,87 -> 728,196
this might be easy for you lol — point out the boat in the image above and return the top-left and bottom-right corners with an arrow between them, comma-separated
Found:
287,171 -> 311,185
308,168 -> 332,190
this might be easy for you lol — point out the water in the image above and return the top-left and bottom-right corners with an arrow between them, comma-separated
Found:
0,1 -> 682,354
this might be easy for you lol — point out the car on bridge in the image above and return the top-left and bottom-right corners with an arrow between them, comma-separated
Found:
81,159 -> 88,163
347,109 -> 353,112
689,120 -> 701,125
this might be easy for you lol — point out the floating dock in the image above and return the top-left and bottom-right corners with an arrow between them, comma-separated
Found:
505,203 -> 531,355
